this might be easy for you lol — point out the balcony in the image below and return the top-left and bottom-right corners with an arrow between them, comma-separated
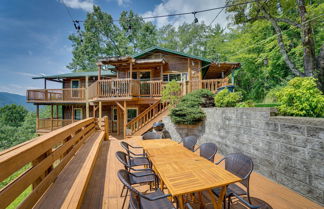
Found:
27,88 -> 85,103
36,118 -> 74,134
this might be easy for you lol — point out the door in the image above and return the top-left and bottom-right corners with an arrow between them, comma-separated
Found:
71,80 -> 80,98
112,108 -> 118,132
140,71 -> 151,96
127,108 -> 138,122
74,108 -> 82,120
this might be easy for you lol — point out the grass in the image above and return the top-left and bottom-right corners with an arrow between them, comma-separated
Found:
0,164 -> 32,208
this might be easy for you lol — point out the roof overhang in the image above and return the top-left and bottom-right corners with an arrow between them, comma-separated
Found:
204,62 -> 241,79
98,57 -> 166,70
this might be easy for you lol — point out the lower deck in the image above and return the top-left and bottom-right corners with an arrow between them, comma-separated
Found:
81,136 -> 322,209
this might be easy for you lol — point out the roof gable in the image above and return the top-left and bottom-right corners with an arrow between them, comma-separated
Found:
132,46 -> 211,63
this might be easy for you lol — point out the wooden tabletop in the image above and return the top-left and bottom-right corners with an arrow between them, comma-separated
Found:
137,139 -> 242,197
136,138 -> 179,150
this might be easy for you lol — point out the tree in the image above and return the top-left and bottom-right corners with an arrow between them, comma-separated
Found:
0,104 -> 28,127
161,80 -> 182,106
225,0 -> 323,89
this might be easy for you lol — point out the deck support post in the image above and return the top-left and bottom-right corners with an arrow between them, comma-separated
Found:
56,105 -> 59,119
50,104 -> 53,131
99,101 -> 102,128
160,64 -> 163,80
72,105 -> 74,123
198,61 -> 202,89
98,64 -> 102,80
123,101 -> 127,139
188,58 -> 192,93
85,75 -> 89,118
36,105 -> 39,130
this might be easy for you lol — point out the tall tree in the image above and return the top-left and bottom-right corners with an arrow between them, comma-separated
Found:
225,0 -> 323,89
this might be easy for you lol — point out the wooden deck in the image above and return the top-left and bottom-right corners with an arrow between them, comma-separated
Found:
81,137 -> 323,209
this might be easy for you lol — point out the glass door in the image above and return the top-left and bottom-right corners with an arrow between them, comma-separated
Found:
71,80 -> 80,98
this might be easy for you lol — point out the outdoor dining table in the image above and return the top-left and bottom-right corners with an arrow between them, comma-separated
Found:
136,139 -> 242,209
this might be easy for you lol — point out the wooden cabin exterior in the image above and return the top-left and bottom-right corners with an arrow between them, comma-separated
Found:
27,47 -> 240,137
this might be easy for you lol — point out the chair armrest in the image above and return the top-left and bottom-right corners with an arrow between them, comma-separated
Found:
129,144 -> 143,149
185,203 -> 194,209
232,193 -> 261,209
130,167 -> 153,172
194,146 -> 200,152
146,193 -> 172,201
215,157 -> 225,165
129,149 -> 145,157
130,172 -> 157,178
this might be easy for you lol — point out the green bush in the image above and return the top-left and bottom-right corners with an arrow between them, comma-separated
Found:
170,89 -> 214,125
236,100 -> 255,107
275,77 -> 324,117
214,89 -> 242,107
161,80 -> 182,106
254,103 -> 280,107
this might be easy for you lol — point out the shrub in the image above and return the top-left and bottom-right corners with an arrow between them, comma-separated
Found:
170,89 -> 214,125
275,77 -> 324,117
214,89 -> 242,107
236,100 -> 255,107
161,80 -> 182,106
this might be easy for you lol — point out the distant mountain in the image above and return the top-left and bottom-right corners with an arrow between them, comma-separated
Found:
0,92 -> 35,111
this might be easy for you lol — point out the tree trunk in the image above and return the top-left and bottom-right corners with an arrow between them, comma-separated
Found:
317,44 -> 324,92
259,4 -> 304,77
297,0 -> 317,77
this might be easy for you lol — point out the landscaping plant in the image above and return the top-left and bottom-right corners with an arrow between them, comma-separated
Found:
214,88 -> 242,107
275,77 -> 324,117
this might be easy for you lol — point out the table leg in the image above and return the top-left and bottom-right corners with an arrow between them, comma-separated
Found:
178,195 -> 184,209
198,192 -> 205,209
208,189 -> 218,209
160,180 -> 164,191
217,186 -> 227,208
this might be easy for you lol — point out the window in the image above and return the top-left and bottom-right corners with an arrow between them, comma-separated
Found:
163,73 -> 188,82
71,80 -> 80,97
112,108 -> 118,121
127,108 -> 138,122
74,108 -> 82,120
139,72 -> 150,81
128,72 -> 138,79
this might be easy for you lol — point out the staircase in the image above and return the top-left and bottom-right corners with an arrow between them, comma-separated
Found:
126,100 -> 169,136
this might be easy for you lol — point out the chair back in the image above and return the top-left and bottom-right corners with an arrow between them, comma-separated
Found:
224,153 -> 254,188
142,132 -> 162,140
120,141 -> 130,153
199,143 -> 218,162
117,170 -> 141,209
182,136 -> 197,151
115,151 -> 130,170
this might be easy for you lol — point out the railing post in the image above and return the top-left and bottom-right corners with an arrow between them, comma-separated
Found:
104,116 -> 109,140
50,104 -> 53,131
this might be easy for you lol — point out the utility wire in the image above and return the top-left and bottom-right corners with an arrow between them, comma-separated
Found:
76,0 -> 266,23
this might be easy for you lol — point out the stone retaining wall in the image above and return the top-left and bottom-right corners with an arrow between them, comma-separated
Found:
162,107 -> 324,205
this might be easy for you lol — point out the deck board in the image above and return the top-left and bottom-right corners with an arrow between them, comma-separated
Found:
82,137 -> 323,209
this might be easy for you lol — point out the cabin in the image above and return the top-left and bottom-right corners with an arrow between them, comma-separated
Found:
27,46 -> 240,137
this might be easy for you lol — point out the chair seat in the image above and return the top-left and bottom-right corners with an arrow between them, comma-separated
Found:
130,170 -> 155,185
140,189 -> 175,209
130,157 -> 150,167
212,183 -> 247,197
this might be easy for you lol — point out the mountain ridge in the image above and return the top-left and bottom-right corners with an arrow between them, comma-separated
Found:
0,92 -> 35,111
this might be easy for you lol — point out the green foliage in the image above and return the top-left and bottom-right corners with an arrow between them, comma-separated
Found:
236,100 -> 255,107
275,77 -> 324,117
254,103 -> 280,107
0,104 -> 28,127
214,89 -> 242,107
0,105 -> 36,151
161,80 -> 182,106
170,89 -> 214,125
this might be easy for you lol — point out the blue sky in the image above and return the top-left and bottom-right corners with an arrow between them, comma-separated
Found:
0,0 -> 226,95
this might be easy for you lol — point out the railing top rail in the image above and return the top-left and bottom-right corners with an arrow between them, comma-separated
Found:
27,88 -> 85,91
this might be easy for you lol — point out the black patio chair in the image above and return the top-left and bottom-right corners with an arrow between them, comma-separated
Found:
142,131 -> 162,140
212,153 -> 254,209
116,152 -> 158,209
117,169 -> 194,209
179,136 -> 197,151
120,142 -> 150,167
231,193 -> 262,209
194,142 -> 218,162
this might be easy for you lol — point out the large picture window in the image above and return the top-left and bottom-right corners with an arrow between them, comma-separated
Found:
163,73 -> 188,82
127,108 -> 138,122
74,108 -> 82,120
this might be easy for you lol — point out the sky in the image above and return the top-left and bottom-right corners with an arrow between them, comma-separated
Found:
0,0 -> 227,95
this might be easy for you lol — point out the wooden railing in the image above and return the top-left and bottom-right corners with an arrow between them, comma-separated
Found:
187,78 -> 229,93
0,118 -> 97,209
126,100 -> 169,136
27,88 -> 85,102
37,118 -> 74,131
139,80 -> 163,97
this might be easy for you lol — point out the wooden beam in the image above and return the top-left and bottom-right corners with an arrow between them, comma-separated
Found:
98,65 -> 102,80
50,105 -> 53,131
198,61 -> 202,89
123,101 -> 127,139
99,101 -> 102,120
160,65 -> 163,80
188,58 -> 192,92
72,105 -> 74,123
36,105 -> 39,130
115,101 -> 125,112
85,76 -> 89,118
129,62 -> 133,79
44,79 -> 47,89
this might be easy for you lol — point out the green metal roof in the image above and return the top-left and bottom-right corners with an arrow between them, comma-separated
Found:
33,70 -> 116,79
132,46 -> 212,63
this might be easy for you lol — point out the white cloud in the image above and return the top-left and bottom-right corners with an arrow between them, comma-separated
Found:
142,0 -> 229,28
60,0 -> 94,12
116,0 -> 130,6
